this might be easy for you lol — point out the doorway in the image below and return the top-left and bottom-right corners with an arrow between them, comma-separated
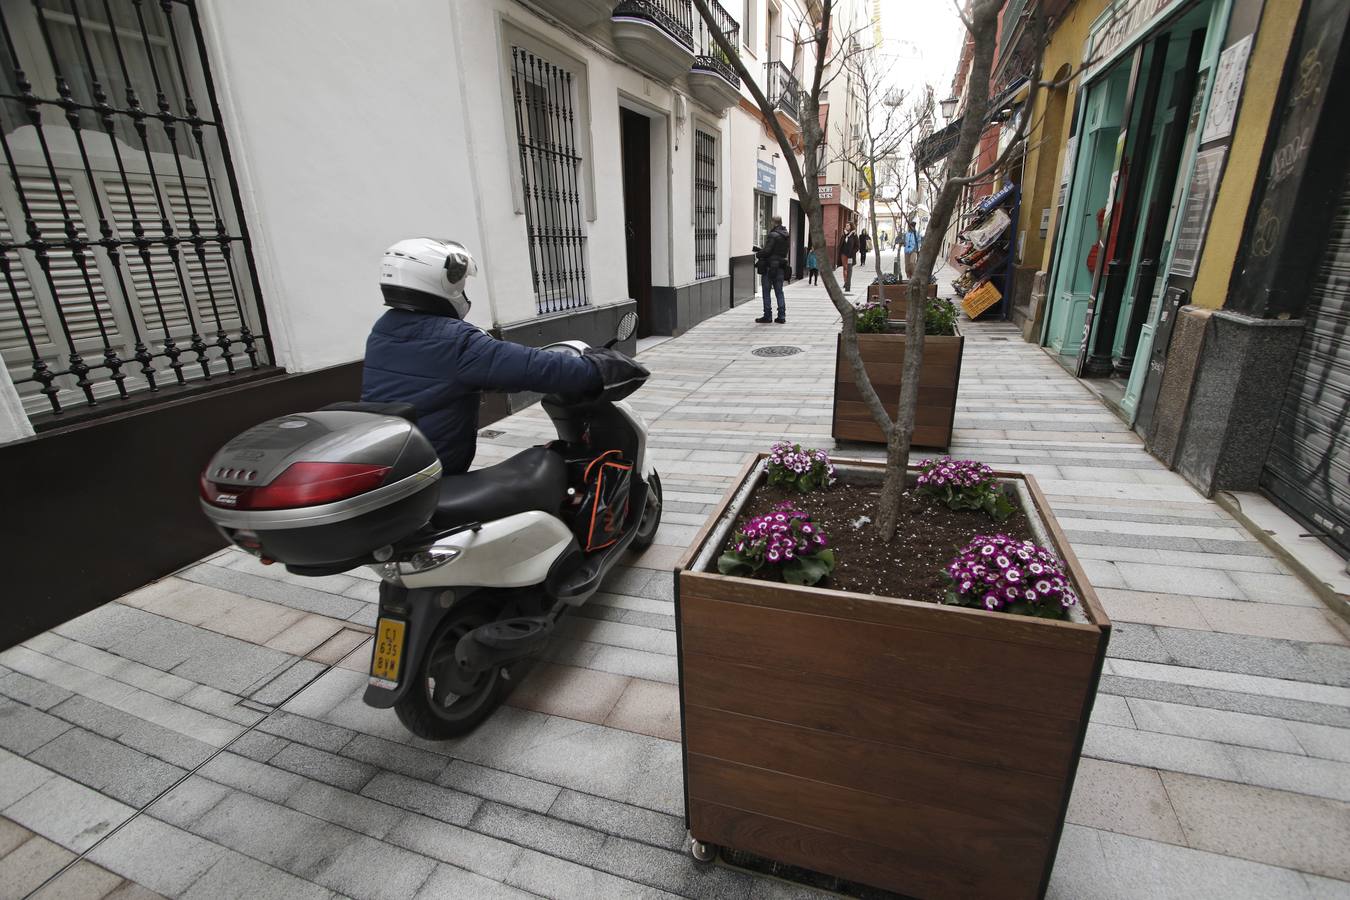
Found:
620,107 -> 653,337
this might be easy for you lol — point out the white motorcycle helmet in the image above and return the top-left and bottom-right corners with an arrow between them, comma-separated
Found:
379,237 -> 478,319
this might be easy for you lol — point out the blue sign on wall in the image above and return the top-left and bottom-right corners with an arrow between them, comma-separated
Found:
756,159 -> 776,194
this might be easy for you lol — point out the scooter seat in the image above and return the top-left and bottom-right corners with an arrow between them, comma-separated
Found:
433,447 -> 568,528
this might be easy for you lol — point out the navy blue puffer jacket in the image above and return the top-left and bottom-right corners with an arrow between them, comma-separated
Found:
362,309 -> 601,474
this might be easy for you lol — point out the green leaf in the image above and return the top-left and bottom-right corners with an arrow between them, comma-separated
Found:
717,553 -> 755,576
783,550 -> 835,586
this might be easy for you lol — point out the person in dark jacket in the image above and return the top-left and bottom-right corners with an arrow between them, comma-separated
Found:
755,216 -> 790,324
839,223 -> 859,292
362,238 -> 637,474
859,229 -> 872,266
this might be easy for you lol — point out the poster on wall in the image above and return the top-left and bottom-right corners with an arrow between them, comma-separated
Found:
1200,35 -> 1254,144
1170,147 -> 1226,277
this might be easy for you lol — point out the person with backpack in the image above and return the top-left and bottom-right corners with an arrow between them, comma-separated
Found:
904,221 -> 921,278
755,215 -> 790,324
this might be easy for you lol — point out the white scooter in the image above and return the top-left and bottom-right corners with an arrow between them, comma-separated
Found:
200,313 -> 661,738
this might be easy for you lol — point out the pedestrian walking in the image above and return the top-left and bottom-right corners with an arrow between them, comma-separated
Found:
806,247 -> 819,285
755,216 -> 790,324
904,220 -> 921,279
859,229 -> 872,266
839,222 -> 858,293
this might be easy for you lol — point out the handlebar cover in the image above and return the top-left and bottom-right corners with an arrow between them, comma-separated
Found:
584,347 -> 649,403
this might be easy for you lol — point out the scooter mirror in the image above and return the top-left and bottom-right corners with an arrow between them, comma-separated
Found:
615,312 -> 638,343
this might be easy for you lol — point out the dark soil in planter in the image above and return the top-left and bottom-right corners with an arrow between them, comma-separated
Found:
728,479 -> 1036,602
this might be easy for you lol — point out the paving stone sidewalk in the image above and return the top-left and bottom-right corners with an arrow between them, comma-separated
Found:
2,256 -> 1348,899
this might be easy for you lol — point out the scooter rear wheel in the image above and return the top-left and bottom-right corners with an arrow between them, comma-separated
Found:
630,471 -> 663,552
394,600 -> 512,740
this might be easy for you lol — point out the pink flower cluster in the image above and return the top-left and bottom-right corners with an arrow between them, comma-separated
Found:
767,440 -> 836,491
946,533 -> 1079,614
769,440 -> 836,478
916,456 -> 996,490
734,502 -> 829,564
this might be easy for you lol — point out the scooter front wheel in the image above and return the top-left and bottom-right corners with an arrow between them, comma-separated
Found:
630,471 -> 663,552
394,600 -> 511,740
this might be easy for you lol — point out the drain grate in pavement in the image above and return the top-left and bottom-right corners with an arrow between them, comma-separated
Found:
751,345 -> 804,358
987,337 -> 1010,341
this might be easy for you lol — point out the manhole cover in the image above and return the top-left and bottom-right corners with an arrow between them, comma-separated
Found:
751,345 -> 804,358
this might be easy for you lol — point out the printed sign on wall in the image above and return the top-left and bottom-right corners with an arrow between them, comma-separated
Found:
1201,35 -> 1254,144
756,159 -> 776,194
1170,147 -> 1227,277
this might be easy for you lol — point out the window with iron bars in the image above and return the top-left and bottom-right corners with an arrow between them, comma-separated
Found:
694,129 -> 716,280
509,46 -> 588,316
0,0 -> 268,422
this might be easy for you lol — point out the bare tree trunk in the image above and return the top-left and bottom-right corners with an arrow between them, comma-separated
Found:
692,0 -> 895,438
874,0 -> 1005,540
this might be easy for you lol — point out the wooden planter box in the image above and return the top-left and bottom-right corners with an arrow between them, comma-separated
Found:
675,458 -> 1111,900
865,281 -> 938,308
832,328 -> 963,450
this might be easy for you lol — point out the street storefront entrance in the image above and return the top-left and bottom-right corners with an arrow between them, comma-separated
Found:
1043,0 -> 1232,421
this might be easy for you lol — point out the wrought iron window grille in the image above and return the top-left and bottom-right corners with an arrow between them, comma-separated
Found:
0,0 -> 269,421
694,129 -> 716,280
510,45 -> 589,316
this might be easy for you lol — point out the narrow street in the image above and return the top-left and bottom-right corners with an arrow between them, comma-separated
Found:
1,256 -> 1347,899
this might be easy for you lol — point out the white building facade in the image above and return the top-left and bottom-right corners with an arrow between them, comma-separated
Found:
0,0 -> 868,645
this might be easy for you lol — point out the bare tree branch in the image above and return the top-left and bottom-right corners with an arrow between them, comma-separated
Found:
690,0 -> 896,435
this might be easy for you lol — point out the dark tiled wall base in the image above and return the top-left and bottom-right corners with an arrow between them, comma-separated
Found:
731,255 -> 756,307
0,362 -> 365,649
651,275 -> 732,336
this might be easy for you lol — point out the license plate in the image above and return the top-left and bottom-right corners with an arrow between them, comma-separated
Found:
369,617 -> 406,688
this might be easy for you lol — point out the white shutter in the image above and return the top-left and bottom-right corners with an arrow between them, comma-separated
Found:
0,209 -> 48,356
104,176 -> 193,337
166,178 -> 240,330
21,175 -> 118,347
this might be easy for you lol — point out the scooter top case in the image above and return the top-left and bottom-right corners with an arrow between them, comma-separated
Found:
200,407 -> 441,569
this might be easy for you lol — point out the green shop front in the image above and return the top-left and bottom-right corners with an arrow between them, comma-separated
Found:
1041,0 -> 1236,423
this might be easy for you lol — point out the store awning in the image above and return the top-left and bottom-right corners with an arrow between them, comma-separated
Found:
913,76 -> 1029,170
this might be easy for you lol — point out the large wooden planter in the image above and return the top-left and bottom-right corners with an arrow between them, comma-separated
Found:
865,280 -> 938,308
832,328 -> 963,449
674,458 -> 1110,899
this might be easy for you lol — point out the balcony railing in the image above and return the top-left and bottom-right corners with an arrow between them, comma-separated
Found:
767,60 -> 801,121
692,0 -> 740,86
612,0 -> 694,51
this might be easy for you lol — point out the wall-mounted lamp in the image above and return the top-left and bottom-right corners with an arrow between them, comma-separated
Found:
939,95 -> 959,119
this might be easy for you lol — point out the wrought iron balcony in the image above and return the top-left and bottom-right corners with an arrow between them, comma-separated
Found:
612,0 -> 694,50
688,0 -> 740,111
767,60 -> 801,121
691,0 -> 740,86
611,0 -> 696,82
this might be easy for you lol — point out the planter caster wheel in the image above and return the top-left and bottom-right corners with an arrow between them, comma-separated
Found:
687,833 -> 717,863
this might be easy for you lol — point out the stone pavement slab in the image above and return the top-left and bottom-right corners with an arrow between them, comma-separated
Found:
0,269 -> 1346,898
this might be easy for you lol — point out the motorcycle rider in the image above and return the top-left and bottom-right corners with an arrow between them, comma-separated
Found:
362,238 -> 645,474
